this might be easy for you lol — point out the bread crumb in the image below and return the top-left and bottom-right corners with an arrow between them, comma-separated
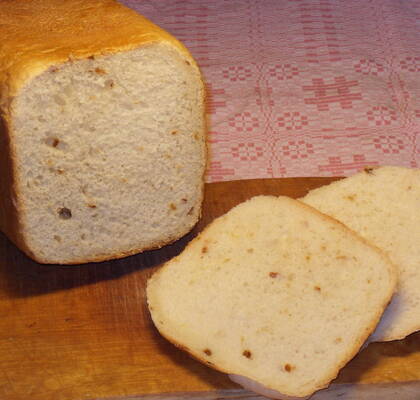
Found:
269,272 -> 279,278
364,166 -> 376,174
94,67 -> 107,75
201,246 -> 208,254
314,286 -> 321,292
203,349 -> 212,356
105,79 -> 115,88
171,130 -> 178,135
284,363 -> 294,372
170,203 -> 177,210
87,204 -> 97,209
242,350 -> 252,359
49,138 -> 60,148
346,194 -> 356,201
335,337 -> 342,344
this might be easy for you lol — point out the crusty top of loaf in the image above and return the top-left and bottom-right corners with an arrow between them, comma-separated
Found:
0,0 -> 192,109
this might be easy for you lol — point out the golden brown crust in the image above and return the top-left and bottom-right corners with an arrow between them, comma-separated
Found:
0,115 -> 35,257
0,0 -> 195,108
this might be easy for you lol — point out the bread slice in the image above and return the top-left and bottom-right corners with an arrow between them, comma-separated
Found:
302,166 -> 420,342
0,0 -> 206,264
147,196 -> 396,398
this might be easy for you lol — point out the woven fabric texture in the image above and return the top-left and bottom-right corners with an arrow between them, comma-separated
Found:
123,0 -> 420,181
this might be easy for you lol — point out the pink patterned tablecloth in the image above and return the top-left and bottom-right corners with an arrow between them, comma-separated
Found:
123,0 -> 419,182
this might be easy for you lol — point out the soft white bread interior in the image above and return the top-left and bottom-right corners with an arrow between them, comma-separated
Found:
0,0 -> 206,264
302,166 -> 420,342
147,196 -> 396,398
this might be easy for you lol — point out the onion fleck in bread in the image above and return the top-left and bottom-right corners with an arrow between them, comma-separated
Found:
302,166 -> 420,342
147,196 -> 396,399
0,0 -> 206,264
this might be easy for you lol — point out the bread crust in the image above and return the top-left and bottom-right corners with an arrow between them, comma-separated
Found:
0,0 -> 195,107
0,115 -> 27,253
147,196 -> 397,398
0,0 -> 207,264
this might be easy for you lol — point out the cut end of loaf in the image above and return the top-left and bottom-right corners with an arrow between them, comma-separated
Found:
147,195 -> 396,397
10,42 -> 206,264
302,166 -> 420,342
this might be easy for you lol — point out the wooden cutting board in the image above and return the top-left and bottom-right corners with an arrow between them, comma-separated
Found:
0,178 -> 419,400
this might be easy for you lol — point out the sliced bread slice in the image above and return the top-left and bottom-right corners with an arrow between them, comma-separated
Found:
302,166 -> 420,342
147,196 -> 396,398
0,0 -> 206,264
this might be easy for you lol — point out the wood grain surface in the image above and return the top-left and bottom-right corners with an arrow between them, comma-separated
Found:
0,178 -> 419,400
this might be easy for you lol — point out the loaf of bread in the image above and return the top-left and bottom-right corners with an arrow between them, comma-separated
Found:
302,166 -> 420,342
0,0 -> 206,264
147,196 -> 396,399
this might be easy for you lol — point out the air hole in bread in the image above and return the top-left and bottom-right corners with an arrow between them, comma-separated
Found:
58,207 -> 72,219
